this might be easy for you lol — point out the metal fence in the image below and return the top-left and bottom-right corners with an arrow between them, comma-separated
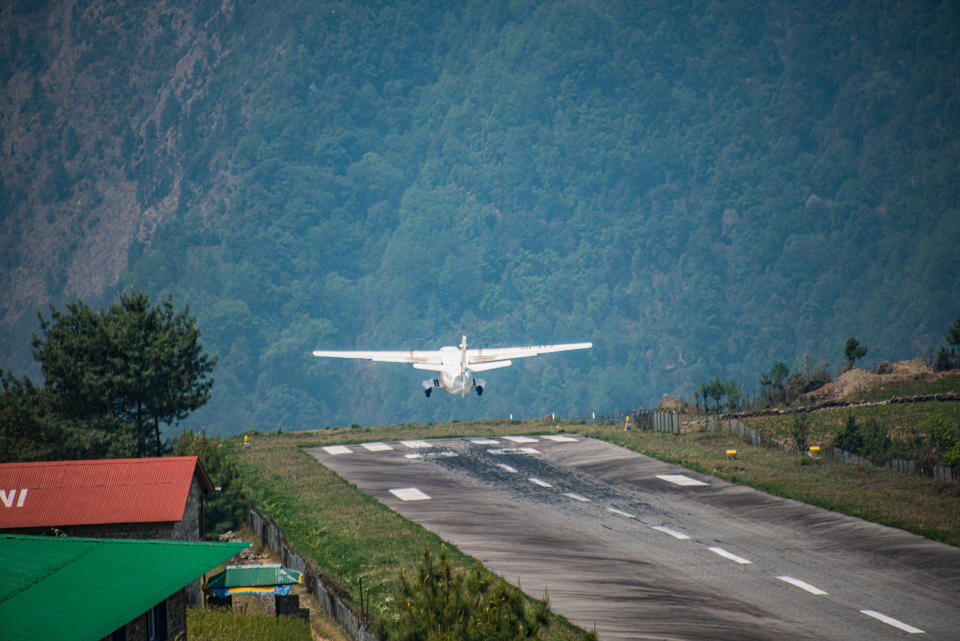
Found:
248,507 -> 378,641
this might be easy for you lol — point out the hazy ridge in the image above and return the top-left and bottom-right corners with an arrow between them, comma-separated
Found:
2,0 -> 959,434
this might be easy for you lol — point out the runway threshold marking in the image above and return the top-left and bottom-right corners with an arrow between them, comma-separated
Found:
541,435 -> 579,442
322,445 -> 352,455
389,488 -> 431,501
708,546 -> 752,564
401,440 -> 432,449
529,477 -> 553,488
361,442 -> 393,452
656,474 -> 709,487
496,463 -> 518,473
776,576 -> 827,595
651,525 -> 691,540
504,435 -> 539,443
606,507 -> 636,519
859,610 -> 925,634
467,437 -> 500,445
563,492 -> 590,502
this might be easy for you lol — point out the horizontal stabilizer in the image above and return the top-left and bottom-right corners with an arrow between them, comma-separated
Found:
412,363 -> 445,372
469,360 -> 513,372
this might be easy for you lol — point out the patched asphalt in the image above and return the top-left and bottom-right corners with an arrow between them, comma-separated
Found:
307,436 -> 960,640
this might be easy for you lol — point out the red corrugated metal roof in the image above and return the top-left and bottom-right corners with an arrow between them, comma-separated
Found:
0,456 -> 212,530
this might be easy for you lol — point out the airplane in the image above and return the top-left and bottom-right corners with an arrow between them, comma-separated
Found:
313,335 -> 592,397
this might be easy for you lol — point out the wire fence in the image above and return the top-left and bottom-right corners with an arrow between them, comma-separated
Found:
248,507 -> 378,641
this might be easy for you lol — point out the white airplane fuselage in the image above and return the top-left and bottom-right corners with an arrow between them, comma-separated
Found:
433,340 -> 479,395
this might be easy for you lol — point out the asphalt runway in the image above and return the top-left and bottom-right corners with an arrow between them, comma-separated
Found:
306,435 -> 960,640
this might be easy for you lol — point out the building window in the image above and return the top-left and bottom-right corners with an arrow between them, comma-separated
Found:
146,600 -> 168,641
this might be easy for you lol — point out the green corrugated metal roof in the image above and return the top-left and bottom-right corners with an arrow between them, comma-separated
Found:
206,563 -> 302,588
0,534 -> 249,641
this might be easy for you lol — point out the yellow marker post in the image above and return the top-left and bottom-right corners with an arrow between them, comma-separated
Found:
726,449 -> 737,459
243,434 -> 249,448
808,445 -> 820,457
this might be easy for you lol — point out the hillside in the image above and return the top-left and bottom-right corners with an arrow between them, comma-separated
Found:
2,0 -> 959,435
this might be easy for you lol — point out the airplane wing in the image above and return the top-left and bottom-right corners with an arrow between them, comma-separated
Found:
467,342 -> 592,365
311,349 -> 444,365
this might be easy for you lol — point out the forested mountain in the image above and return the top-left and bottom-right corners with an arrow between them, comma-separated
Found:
2,0 -> 959,434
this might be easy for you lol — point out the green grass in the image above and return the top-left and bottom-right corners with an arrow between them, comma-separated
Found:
743,400 -> 960,448
187,606 -> 310,641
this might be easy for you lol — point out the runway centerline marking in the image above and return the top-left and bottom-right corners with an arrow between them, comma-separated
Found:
322,445 -> 352,455
563,492 -> 590,502
776,576 -> 827,595
389,488 -> 431,501
529,477 -> 553,488
606,507 -> 636,519
361,442 -> 393,452
656,474 -> 709,487
496,463 -> 518,473
504,435 -> 539,443
859,610 -> 925,634
708,546 -> 752,564
651,525 -> 691,540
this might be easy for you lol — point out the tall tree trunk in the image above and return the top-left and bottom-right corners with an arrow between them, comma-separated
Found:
154,415 -> 161,456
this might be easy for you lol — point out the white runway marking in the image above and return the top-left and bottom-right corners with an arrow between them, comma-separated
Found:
529,477 -> 553,488
563,492 -> 590,502
362,442 -> 393,452
389,488 -> 431,501
504,435 -> 539,443
859,610 -> 925,634
651,525 -> 691,540
606,507 -> 636,519
322,445 -> 352,455
406,451 -> 457,460
487,447 -> 540,456
467,437 -> 500,445
708,547 -> 752,564
496,463 -> 518,473
401,440 -> 432,449
776,576 -> 827,595
656,474 -> 709,487
542,435 -> 578,442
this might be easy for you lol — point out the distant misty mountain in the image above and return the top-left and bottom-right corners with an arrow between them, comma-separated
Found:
2,0 -> 958,435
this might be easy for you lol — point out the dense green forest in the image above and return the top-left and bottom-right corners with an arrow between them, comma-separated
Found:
1,0 -> 959,435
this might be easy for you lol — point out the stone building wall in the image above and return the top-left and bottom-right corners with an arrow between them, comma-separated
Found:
99,588 -> 186,641
173,476 -> 203,541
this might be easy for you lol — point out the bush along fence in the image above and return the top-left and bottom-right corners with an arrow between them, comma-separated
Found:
248,507 -> 378,641
693,414 -> 957,482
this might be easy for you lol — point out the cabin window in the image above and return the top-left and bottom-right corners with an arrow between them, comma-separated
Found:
146,600 -> 168,641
